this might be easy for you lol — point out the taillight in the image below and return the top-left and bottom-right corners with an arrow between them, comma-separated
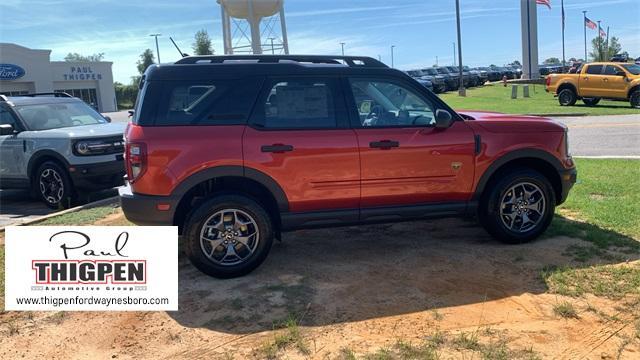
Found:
545,76 -> 551,87
125,142 -> 146,183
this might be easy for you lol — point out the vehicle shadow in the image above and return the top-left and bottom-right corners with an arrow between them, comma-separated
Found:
167,215 -> 639,335
571,103 -> 634,110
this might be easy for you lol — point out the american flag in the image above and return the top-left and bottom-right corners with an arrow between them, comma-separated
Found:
585,17 -> 597,30
600,27 -> 607,38
536,0 -> 551,9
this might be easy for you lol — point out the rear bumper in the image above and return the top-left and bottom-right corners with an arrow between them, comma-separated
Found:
70,159 -> 125,190
119,183 -> 178,226
558,166 -> 577,204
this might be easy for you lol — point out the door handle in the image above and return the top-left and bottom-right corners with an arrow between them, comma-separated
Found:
583,77 -> 589,81
261,144 -> 294,153
369,140 -> 400,149
603,78 -> 609,82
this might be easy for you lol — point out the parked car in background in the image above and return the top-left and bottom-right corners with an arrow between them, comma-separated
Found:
610,53 -> 629,62
446,66 -> 473,87
491,66 -> 515,79
420,68 -> 448,93
120,54 -> 576,278
0,93 -> 126,208
465,66 -> 487,85
546,62 -> 640,108
406,69 -> 444,93
434,66 -> 459,91
507,65 -> 523,78
475,67 -> 502,82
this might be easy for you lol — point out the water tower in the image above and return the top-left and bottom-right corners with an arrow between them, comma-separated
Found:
217,0 -> 289,55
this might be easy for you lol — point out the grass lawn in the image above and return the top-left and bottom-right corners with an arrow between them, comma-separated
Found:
440,84 -> 640,116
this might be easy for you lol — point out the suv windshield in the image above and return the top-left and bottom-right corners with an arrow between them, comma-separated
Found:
436,68 -> 450,75
15,101 -> 107,130
621,64 -> 640,75
423,69 -> 439,76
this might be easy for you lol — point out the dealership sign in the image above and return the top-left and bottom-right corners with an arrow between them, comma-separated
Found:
0,64 -> 25,80
4,226 -> 178,311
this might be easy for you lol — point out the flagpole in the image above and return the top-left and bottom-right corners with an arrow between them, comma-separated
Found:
597,20 -> 602,61
561,0 -> 566,72
605,26 -> 610,60
583,11 -> 587,61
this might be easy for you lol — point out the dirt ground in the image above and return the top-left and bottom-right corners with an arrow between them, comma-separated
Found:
1,211 -> 639,359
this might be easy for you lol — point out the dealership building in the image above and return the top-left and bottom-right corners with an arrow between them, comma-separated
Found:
0,43 -> 117,112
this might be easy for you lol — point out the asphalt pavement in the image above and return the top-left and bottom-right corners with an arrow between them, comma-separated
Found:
0,111 -> 638,227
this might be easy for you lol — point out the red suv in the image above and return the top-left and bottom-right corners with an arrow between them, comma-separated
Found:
120,55 -> 576,278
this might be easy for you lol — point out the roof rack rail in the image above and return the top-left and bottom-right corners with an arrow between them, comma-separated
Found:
20,92 -> 73,98
0,94 -> 8,102
174,55 -> 388,68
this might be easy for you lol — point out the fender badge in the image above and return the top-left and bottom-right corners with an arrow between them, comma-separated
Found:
451,162 -> 462,171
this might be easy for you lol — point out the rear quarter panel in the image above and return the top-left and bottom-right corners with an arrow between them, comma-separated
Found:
125,124 -> 245,195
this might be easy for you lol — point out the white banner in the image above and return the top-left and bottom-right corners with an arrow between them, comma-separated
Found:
5,226 -> 178,311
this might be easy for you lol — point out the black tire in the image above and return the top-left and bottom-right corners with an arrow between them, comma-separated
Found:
34,161 -> 76,209
582,98 -> 600,106
558,88 -> 577,106
183,194 -> 274,278
630,90 -> 640,109
479,169 -> 556,244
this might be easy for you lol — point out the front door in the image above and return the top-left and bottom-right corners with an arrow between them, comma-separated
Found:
243,76 -> 360,213
0,105 -> 27,183
345,77 -> 476,208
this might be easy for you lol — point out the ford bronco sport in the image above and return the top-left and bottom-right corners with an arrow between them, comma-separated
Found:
1,93 -> 125,208
120,55 -> 577,278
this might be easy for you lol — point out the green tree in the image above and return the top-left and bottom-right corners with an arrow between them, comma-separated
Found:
64,52 -> 105,62
590,36 -> 622,61
192,29 -> 214,55
136,49 -> 156,75
543,57 -> 561,65
509,60 -> 522,67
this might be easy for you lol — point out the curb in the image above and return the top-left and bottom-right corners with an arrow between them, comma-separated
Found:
0,196 -> 119,232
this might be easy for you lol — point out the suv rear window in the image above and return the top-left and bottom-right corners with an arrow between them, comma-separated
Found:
140,77 -> 263,126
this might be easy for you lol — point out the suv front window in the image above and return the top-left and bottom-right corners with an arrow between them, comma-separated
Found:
349,79 -> 435,127
15,102 -> 107,131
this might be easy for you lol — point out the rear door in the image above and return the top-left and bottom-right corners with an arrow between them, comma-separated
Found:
243,76 -> 360,214
602,64 -> 628,98
345,76 -> 476,209
580,64 -> 605,97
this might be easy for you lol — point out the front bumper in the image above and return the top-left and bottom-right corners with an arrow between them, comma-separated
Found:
558,166 -> 577,204
119,183 -> 178,226
69,159 -> 125,190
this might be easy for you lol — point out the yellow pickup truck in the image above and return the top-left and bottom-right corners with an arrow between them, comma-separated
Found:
546,62 -> 640,108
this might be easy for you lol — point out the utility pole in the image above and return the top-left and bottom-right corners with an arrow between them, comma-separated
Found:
605,26 -> 610,60
268,37 -> 276,54
582,11 -> 587,61
561,0 -> 566,73
340,42 -> 345,56
455,0 -> 465,96
452,42 -> 456,66
391,45 -> 395,68
150,34 -> 162,63
436,56 -> 438,66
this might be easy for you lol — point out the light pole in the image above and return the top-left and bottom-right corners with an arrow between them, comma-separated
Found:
340,42 -> 345,56
452,42 -> 456,66
455,0 -> 465,96
268,37 -> 276,54
391,45 -> 395,68
150,34 -> 162,63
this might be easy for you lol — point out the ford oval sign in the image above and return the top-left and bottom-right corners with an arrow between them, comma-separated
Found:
0,64 -> 26,81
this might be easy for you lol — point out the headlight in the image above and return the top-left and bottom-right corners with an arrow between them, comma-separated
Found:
564,128 -> 570,157
73,137 -> 125,156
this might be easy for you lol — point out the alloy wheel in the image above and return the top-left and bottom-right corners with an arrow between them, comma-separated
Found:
499,182 -> 546,233
199,209 -> 260,266
39,168 -> 64,205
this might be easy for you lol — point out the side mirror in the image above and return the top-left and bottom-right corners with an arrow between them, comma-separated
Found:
128,110 -> 135,118
434,109 -> 454,129
0,124 -> 15,136
103,116 -> 112,123
616,71 -> 626,77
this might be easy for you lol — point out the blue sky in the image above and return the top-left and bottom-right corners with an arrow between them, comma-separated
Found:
2,0 -> 639,83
